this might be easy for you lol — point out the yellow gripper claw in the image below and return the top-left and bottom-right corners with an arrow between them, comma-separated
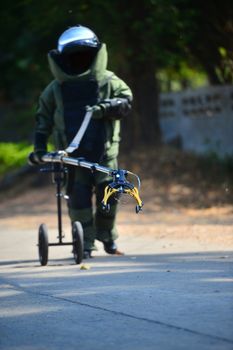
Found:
102,183 -> 143,213
125,187 -> 143,212
102,186 -> 118,211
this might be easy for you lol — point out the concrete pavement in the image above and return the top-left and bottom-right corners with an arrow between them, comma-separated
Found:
0,227 -> 233,350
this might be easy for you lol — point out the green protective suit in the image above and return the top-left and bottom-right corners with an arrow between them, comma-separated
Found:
34,43 -> 133,250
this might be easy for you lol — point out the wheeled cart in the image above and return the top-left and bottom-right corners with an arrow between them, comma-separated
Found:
32,151 -> 143,266
38,161 -> 83,266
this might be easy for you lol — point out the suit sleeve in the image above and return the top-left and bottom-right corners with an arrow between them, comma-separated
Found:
34,82 -> 55,152
99,73 -> 133,120
110,74 -> 133,101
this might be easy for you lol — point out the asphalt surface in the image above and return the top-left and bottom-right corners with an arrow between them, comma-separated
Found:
0,227 -> 233,350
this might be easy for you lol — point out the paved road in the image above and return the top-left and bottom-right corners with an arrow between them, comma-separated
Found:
0,227 -> 233,350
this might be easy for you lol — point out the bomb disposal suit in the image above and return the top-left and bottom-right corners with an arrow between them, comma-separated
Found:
33,26 -> 133,257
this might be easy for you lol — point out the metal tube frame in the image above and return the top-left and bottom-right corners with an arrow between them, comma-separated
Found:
40,158 -> 73,247
42,151 -> 114,176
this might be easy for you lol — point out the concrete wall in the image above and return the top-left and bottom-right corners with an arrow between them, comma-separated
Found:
159,85 -> 233,157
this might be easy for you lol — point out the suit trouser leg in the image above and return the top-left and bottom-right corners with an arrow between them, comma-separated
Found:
94,157 -> 119,243
67,158 -> 119,250
67,168 -> 96,251
95,181 -> 118,243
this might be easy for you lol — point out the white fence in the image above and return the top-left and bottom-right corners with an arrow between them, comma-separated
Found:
159,85 -> 233,157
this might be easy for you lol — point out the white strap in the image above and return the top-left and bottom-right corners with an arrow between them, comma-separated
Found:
65,109 -> 93,154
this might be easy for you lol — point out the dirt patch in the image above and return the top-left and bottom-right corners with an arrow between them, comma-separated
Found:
0,146 -> 233,249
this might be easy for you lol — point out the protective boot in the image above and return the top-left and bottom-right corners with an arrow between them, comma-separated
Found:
103,240 -> 124,255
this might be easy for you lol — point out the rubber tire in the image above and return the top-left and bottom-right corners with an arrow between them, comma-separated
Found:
38,224 -> 49,266
72,221 -> 84,264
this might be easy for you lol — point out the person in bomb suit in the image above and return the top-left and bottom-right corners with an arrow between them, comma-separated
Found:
30,25 -> 133,258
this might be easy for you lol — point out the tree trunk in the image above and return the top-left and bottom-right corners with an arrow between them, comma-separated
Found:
115,0 -> 161,148
121,62 -> 161,148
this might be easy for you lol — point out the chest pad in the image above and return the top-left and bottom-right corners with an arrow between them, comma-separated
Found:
61,80 -> 106,162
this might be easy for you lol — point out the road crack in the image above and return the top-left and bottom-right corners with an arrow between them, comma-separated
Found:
2,279 -> 233,346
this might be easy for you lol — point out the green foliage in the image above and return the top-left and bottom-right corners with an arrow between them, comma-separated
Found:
0,143 -> 33,176
216,47 -> 233,84
0,0 -> 232,147
158,62 -> 208,92
1,0 -> 232,98
0,142 -> 54,176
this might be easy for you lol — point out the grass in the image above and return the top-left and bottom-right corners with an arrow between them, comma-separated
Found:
0,142 -> 56,177
0,142 -> 33,176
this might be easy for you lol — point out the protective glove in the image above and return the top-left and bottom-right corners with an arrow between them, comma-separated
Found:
28,131 -> 48,165
28,150 -> 47,165
100,98 -> 131,119
90,98 -> 132,120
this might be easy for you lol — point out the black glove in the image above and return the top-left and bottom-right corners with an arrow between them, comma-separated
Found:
91,98 -> 132,120
28,132 -> 48,165
101,98 -> 132,119
28,150 -> 47,165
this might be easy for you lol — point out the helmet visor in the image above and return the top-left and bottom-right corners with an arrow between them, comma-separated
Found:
51,46 -> 99,75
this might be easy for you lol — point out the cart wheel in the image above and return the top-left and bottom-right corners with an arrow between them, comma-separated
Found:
72,221 -> 84,264
38,224 -> 49,266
